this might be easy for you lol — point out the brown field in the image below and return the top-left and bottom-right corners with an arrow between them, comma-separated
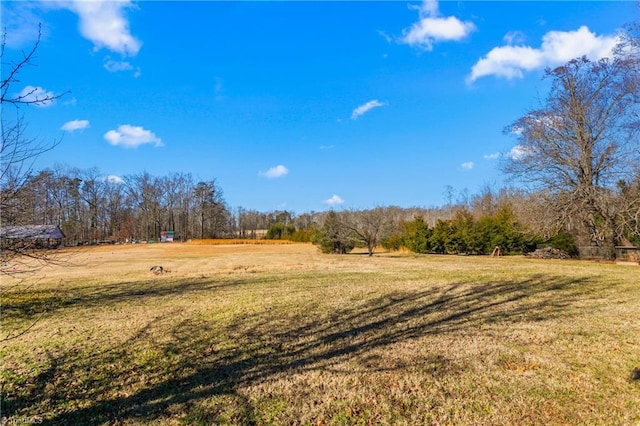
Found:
1,243 -> 639,425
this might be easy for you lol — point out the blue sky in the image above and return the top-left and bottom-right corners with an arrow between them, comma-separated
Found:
2,1 -> 636,213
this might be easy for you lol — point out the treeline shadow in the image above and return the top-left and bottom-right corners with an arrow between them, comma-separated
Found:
1,274 -> 274,321
4,273 -> 604,424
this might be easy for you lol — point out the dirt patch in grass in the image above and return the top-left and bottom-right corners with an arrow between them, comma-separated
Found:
1,244 -> 639,425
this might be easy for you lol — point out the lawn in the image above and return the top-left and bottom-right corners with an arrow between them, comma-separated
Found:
1,243 -> 639,425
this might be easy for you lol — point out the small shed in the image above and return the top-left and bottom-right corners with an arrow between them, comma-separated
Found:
0,225 -> 65,249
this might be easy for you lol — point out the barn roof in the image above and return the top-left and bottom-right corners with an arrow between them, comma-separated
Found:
0,225 -> 65,240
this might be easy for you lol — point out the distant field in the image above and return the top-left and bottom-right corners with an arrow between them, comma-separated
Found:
1,243 -> 639,425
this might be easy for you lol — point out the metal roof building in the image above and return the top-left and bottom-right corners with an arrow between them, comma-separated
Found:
0,225 -> 65,240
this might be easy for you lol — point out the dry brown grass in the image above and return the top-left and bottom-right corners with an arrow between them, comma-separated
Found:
1,243 -> 639,425
188,239 -> 294,246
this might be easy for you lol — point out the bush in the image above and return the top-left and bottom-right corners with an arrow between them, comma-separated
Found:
381,234 -> 404,251
311,230 -> 355,254
403,216 -> 432,254
401,206 -> 535,256
429,220 -> 450,254
311,211 -> 355,254
290,229 -> 313,243
265,223 -> 296,240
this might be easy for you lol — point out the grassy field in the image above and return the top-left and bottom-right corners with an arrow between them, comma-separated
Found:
1,243 -> 639,425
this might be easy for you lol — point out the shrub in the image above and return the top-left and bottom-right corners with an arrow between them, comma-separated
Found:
403,216 -> 432,254
381,234 -> 404,251
265,223 -> 296,240
311,211 -> 355,254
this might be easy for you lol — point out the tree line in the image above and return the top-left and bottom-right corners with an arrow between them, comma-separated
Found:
308,197 -> 583,257
267,180 -> 639,257
4,161 -> 637,256
2,166 -> 234,243
1,164 -> 325,245
1,165 -> 332,245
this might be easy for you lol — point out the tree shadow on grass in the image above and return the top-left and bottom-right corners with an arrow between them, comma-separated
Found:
1,274 -> 278,322
3,273 -> 605,424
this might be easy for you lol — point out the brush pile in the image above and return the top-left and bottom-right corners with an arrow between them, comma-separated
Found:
526,247 -> 572,259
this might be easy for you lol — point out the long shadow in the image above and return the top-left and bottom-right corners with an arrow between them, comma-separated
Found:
2,274 -> 278,321
4,273 -> 605,424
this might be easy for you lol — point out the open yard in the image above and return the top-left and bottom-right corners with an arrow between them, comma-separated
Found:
1,243 -> 639,425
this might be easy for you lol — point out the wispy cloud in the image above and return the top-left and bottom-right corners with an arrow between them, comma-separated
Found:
505,145 -> 531,161
399,0 -> 475,51
351,100 -> 386,120
260,165 -> 289,179
104,124 -> 162,148
503,31 -> 527,45
468,26 -> 618,83
461,161 -> 474,170
64,0 -> 141,56
1,3 -> 43,48
325,195 -> 344,206
103,59 -> 132,72
103,57 -> 141,77
483,152 -> 500,160
16,85 -> 56,107
377,30 -> 393,44
61,119 -> 90,132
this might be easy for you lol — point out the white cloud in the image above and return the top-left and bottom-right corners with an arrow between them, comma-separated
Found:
105,175 -> 124,184
483,152 -> 500,160
468,26 -> 619,83
104,125 -> 162,148
461,161 -> 474,170
325,195 -> 344,206
402,17 -> 476,49
102,56 -> 141,77
1,3 -> 43,48
378,30 -> 393,44
503,31 -> 526,45
104,58 -> 133,72
260,165 -> 289,179
400,0 -> 475,50
64,0 -> 141,56
16,85 -> 56,107
61,119 -> 90,132
505,145 -> 531,161
416,0 -> 439,17
351,100 -> 386,120
63,97 -> 78,106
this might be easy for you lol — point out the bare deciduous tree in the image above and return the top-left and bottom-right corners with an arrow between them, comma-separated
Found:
1,26 -> 67,269
503,51 -> 640,251
193,180 -> 229,239
1,25 -> 66,200
342,207 -> 394,256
